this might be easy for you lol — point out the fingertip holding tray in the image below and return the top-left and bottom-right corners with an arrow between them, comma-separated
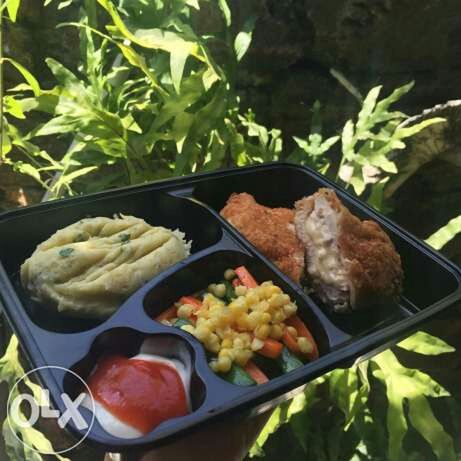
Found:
0,163 -> 460,451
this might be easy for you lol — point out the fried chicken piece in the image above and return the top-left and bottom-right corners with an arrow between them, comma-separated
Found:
294,188 -> 403,312
221,193 -> 304,282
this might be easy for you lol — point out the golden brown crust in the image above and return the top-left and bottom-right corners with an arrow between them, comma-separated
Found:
318,188 -> 403,309
220,193 -> 304,282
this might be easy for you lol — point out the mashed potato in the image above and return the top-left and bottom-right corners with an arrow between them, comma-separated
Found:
21,215 -> 191,319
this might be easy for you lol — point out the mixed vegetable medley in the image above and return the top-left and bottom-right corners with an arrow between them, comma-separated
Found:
155,266 -> 319,386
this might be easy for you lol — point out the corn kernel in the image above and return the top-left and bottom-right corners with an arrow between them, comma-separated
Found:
216,327 -> 228,339
195,308 -> 206,319
208,332 -> 220,343
224,269 -> 236,280
245,290 -> 259,306
235,313 -> 248,330
229,298 -> 247,315
195,317 -> 205,326
270,324 -> 284,340
287,326 -> 298,338
247,311 -> 262,329
233,337 -> 244,348
283,303 -> 298,317
261,281 -> 273,287
251,337 -> 264,351
209,296 -> 219,305
268,285 -> 282,296
235,285 -> 247,296
177,304 -> 193,318
219,348 -> 233,359
195,325 -> 211,341
261,312 -> 271,323
298,337 -> 313,354
181,324 -> 195,334
214,283 -> 227,298
204,292 -> 216,302
213,316 -> 227,329
261,287 -> 271,299
206,317 -> 217,329
207,340 -> 221,354
217,356 -> 232,373
240,333 -> 252,346
209,306 -> 220,317
258,286 -> 267,297
281,294 -> 291,303
255,324 -> 270,340
244,349 -> 253,362
272,310 -> 286,323
234,349 -> 250,366
221,338 -> 232,348
269,294 -> 289,309
254,300 -> 270,312
220,307 -> 233,323
209,360 -> 219,372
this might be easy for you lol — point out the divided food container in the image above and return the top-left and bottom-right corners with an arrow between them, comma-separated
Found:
0,163 -> 460,453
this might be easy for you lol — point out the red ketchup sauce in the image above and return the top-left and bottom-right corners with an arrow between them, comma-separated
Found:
87,355 -> 189,434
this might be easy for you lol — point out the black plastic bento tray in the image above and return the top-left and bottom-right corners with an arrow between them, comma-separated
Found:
0,163 -> 460,452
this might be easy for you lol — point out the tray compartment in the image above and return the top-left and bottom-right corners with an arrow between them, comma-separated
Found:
63,328 -> 207,443
193,165 -> 319,211
144,249 -> 331,362
192,164 -> 461,320
0,191 -> 225,333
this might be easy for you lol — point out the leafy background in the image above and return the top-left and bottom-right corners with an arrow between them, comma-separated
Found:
1,1 -> 461,460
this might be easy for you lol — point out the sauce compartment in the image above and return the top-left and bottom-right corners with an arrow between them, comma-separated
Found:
0,191 -> 224,333
64,329 -> 206,445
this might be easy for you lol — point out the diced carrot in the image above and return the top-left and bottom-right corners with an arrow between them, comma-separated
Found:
232,278 -> 242,288
282,331 -> 301,355
257,338 -> 283,359
179,296 -> 202,309
234,266 -> 258,288
285,315 -> 319,361
155,305 -> 177,322
244,360 -> 269,384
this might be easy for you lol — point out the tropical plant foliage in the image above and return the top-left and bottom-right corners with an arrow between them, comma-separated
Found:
0,336 -> 70,461
0,0 -> 20,21
425,215 -> 461,250
287,100 -> 340,174
2,0 -> 444,203
336,83 -> 444,197
284,83 -> 444,212
250,332 -> 458,461
2,0 -> 282,198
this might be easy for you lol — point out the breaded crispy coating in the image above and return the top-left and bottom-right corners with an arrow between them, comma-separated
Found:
294,188 -> 403,312
220,193 -> 304,282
